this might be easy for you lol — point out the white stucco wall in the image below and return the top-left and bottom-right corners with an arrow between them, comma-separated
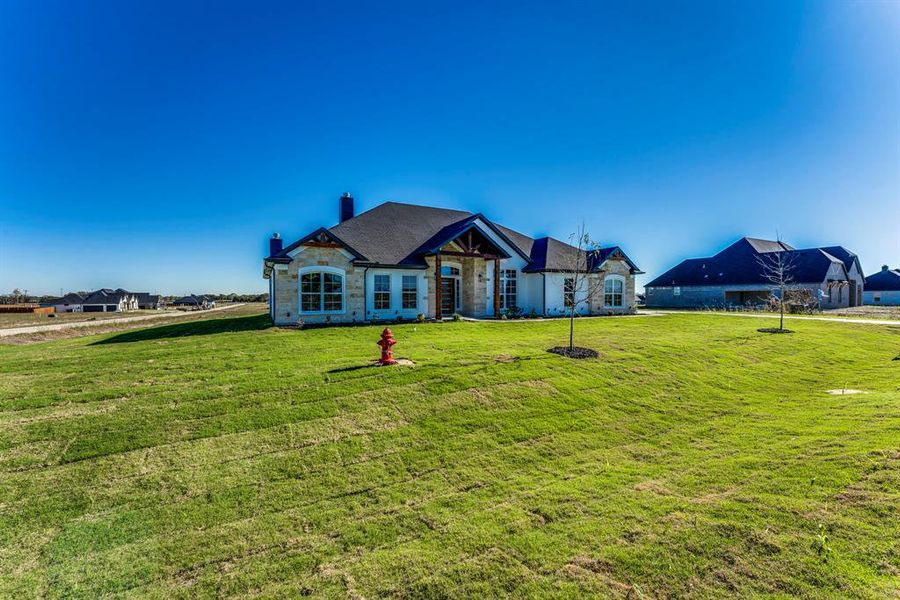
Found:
365,268 -> 430,320
863,290 -> 900,306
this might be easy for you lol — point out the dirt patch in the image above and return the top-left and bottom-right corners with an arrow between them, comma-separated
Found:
547,346 -> 599,359
758,328 -> 794,334
633,479 -> 672,495
494,354 -> 520,363
824,389 -> 866,395
369,358 -> 416,367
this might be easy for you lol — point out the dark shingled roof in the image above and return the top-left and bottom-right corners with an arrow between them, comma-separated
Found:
172,295 -> 203,306
82,289 -> 132,304
818,246 -> 862,274
267,200 -> 641,273
646,238 -> 850,287
59,292 -> 85,304
865,267 -> 900,291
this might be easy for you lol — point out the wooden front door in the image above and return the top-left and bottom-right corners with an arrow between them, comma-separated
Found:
441,278 -> 456,316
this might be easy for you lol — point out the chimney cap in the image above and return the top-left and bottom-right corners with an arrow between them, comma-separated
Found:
883,264 -> 890,271
341,192 -> 353,198
272,232 -> 280,239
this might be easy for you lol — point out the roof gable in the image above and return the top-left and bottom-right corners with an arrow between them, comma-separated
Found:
864,268 -> 900,291
647,237 -> 847,287
268,199 -> 639,273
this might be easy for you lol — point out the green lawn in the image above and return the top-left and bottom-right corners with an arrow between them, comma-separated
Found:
1,312 -> 897,598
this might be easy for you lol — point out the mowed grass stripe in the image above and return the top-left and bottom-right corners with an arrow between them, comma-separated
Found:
0,311 -> 897,598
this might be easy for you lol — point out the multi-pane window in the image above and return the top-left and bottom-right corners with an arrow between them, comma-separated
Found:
564,278 -> 575,308
402,275 -> 417,309
301,271 -> 343,312
500,269 -> 517,309
604,276 -> 624,307
374,274 -> 391,309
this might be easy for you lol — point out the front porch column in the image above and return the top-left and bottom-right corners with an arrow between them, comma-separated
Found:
493,257 -> 501,317
434,252 -> 442,320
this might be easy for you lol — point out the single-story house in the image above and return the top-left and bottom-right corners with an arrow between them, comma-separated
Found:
135,293 -> 162,309
863,265 -> 900,305
81,289 -> 139,312
172,295 -> 211,309
52,292 -> 86,313
644,237 -> 862,309
262,194 -> 642,325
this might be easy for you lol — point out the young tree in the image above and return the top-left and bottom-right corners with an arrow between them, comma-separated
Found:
756,239 -> 797,331
561,223 -> 607,351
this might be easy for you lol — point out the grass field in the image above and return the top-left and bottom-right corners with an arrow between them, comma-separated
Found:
1,311 -> 898,598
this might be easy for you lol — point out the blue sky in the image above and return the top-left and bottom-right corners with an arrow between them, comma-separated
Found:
1,0 -> 898,295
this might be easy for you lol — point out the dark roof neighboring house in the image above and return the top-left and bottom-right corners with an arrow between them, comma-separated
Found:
646,237 -> 850,288
58,292 -> 85,304
172,295 -> 204,306
135,293 -> 160,306
81,289 -> 132,305
818,246 -> 863,275
864,266 -> 900,291
267,200 -> 641,274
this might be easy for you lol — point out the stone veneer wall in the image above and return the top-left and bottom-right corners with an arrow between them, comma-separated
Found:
272,246 -> 365,325
588,259 -> 637,314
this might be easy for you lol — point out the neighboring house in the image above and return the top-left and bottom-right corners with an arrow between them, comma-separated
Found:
645,237 -> 859,310
863,265 -> 900,306
52,292 -> 86,313
262,194 -> 642,325
135,293 -> 162,309
81,289 -> 139,312
172,295 -> 209,309
818,246 -> 865,307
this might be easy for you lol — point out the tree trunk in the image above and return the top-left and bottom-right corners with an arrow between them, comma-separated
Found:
569,308 -> 575,350
780,284 -> 785,330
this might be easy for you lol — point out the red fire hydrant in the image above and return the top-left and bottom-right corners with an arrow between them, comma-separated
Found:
376,328 -> 397,365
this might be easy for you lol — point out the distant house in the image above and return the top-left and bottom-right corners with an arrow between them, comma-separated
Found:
863,266 -> 900,306
262,194 -> 642,325
172,295 -> 210,309
52,292 -> 86,313
645,237 -> 861,310
81,289 -> 139,312
135,293 -> 162,309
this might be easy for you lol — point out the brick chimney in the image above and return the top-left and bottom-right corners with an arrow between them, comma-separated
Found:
269,233 -> 283,256
339,192 -> 354,223
883,265 -> 890,272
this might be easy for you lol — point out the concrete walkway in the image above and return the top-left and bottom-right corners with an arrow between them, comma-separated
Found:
0,303 -> 247,337
650,310 -> 900,327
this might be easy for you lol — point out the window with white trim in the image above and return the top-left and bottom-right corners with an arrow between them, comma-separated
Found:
500,269 -> 517,309
301,271 -> 344,313
604,276 -> 624,307
374,274 -> 391,309
401,275 -> 417,309
564,278 -> 575,308
673,286 -> 681,296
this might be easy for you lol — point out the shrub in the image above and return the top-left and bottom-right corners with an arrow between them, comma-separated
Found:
451,313 -> 462,322
502,306 -> 524,319
416,313 -> 426,323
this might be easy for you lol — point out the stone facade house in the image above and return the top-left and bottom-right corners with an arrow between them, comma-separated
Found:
863,265 -> 900,306
263,194 -> 642,325
644,237 -> 863,310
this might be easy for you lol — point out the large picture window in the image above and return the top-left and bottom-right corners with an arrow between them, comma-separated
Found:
564,278 -> 575,308
374,274 -> 391,309
500,269 -> 517,309
301,271 -> 344,313
402,275 -> 418,309
604,276 -> 624,307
